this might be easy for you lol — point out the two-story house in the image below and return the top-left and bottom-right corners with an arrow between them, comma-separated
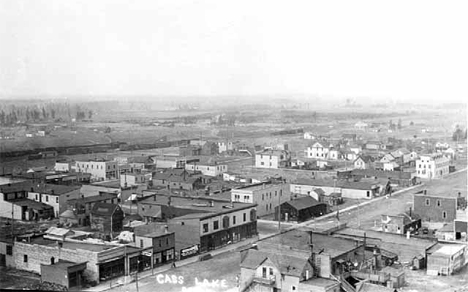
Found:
305,142 -> 329,159
255,149 -> 291,169
28,184 -> 81,217
416,153 -> 450,179
353,155 -> 375,170
74,159 -> 119,181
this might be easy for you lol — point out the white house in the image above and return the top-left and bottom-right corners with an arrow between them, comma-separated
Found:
303,132 -> 316,140
217,141 -> 233,153
355,121 -> 369,130
416,153 -> 450,179
255,150 -> 291,169
305,142 -> 329,159
185,163 -> 228,177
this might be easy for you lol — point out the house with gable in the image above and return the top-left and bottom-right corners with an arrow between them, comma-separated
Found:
305,142 -> 329,159
354,155 -> 375,170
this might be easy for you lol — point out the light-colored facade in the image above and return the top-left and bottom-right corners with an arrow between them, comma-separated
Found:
120,173 -> 148,187
54,161 -> 73,172
427,244 -> 468,276
185,163 -> 227,177
416,153 -> 450,179
217,141 -> 233,153
74,160 -> 119,181
28,186 -> 81,217
255,150 -> 291,169
231,183 -> 291,217
305,142 -> 329,159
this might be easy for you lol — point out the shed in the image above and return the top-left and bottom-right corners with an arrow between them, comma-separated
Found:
41,260 -> 87,289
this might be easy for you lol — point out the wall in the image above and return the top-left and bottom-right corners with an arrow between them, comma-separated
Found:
255,154 -> 279,169
0,197 -> 23,220
341,188 -> 374,199
198,207 -> 256,236
14,241 -> 101,282
0,241 -> 15,268
414,195 -> 457,222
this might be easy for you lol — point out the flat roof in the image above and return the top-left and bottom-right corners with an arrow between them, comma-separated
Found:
233,182 -> 282,192
29,237 -> 122,252
140,194 -> 256,215
300,277 -> 339,288
432,244 -> 466,256
259,229 -> 360,258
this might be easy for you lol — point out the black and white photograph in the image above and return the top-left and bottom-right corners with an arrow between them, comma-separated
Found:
0,1 -> 467,291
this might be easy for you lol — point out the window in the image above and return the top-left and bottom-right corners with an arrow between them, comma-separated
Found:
366,191 -> 370,197
140,240 -> 143,248
46,195 -> 49,202
261,162 -> 264,166
280,190 -> 282,196
443,211 -> 447,219
425,199 -> 430,206
269,267 -> 273,276
243,213 -> 246,222
291,286 -> 297,291
51,257 -> 55,264
24,255 -> 28,263
266,205 -> 268,211
35,194 -> 38,200
213,220 -> 219,230
56,197 -> 59,203
6,245 -> 12,255
262,194 -> 264,200
166,238 -> 169,245
233,216 -> 236,225
159,240 -> 162,247
244,195 -> 249,201
262,267 -> 267,278
275,191 -> 277,196
203,223 -> 209,233
437,200 -> 441,206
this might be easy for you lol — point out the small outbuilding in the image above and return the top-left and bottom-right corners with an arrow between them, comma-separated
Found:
41,260 -> 87,289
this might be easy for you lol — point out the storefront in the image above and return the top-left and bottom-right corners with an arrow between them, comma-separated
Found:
180,244 -> 200,260
200,221 -> 257,252
98,258 -> 125,281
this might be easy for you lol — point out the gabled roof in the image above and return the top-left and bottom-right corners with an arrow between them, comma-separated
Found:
313,188 -> 325,196
240,249 -> 309,277
45,227 -> 73,237
355,155 -> 375,163
140,205 -> 162,218
285,197 -> 323,210
68,193 -> 117,205
91,203 -> 121,216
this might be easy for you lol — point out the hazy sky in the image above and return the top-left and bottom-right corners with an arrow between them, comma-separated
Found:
1,0 -> 467,102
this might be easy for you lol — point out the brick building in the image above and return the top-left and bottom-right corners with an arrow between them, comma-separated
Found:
414,192 -> 458,223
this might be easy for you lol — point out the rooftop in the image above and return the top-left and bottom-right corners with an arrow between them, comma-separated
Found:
240,248 -> 309,277
259,229 -> 360,258
285,196 -> 324,210
139,194 -> 256,216
432,244 -> 466,256
28,236 -> 123,252
68,193 -> 118,205
11,199 -> 54,210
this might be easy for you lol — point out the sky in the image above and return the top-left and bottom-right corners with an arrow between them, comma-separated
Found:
0,0 -> 467,103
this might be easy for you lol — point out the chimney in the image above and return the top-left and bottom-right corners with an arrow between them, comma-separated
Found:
409,207 -> 412,217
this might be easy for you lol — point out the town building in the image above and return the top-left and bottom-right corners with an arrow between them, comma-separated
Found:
380,212 -> 421,234
0,182 -> 55,220
255,149 -> 291,169
90,203 -> 124,236
305,142 -> 329,159
217,141 -> 233,153
61,193 -> 119,226
132,225 -> 175,270
54,161 -> 74,172
413,192 -> 458,223
353,155 -> 375,169
74,159 -> 119,181
416,153 -> 450,179
151,157 -> 196,169
27,184 -> 81,217
185,162 -> 227,177
290,179 -> 381,200
231,182 -> 291,217
274,196 -> 328,222
13,236 -> 136,283
152,169 -> 202,191
165,199 -> 257,254
427,244 -> 468,276
120,172 -> 149,187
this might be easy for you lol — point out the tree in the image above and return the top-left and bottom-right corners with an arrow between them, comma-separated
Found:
453,128 -> 464,141
88,110 -> 93,119
42,107 -> 47,120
